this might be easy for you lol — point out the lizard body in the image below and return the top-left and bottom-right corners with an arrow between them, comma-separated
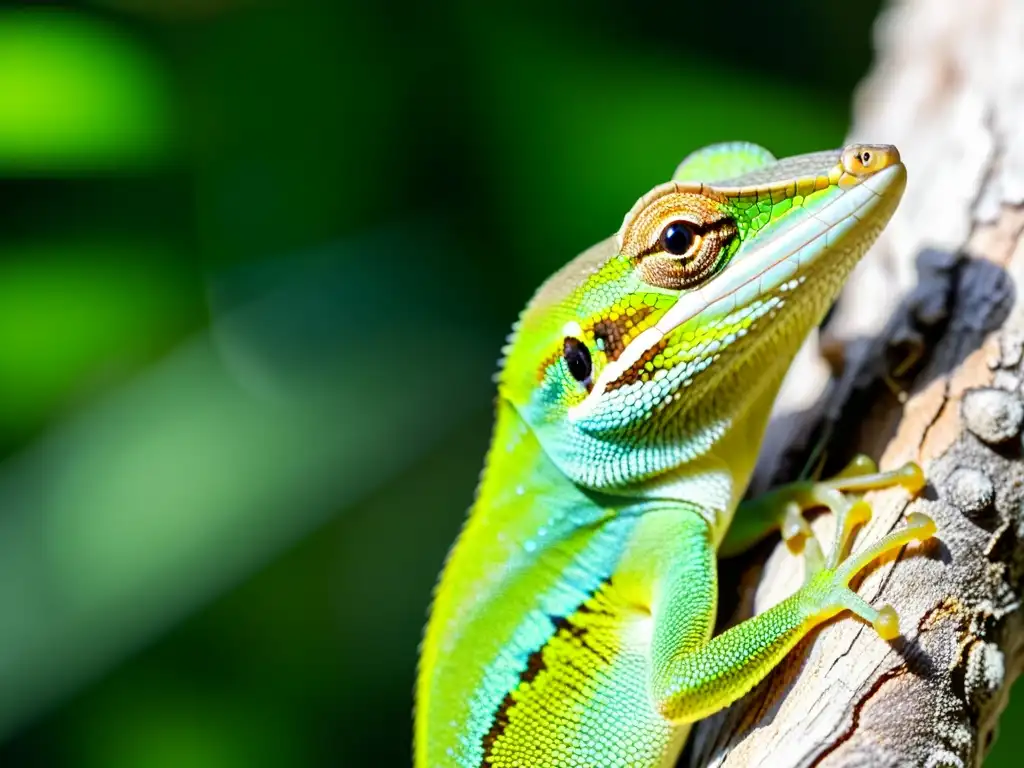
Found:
415,143 -> 932,768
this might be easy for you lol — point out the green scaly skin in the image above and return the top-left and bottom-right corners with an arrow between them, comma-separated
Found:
415,142 -> 935,767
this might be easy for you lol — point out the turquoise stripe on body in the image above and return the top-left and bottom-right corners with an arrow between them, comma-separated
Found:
453,515 -> 639,766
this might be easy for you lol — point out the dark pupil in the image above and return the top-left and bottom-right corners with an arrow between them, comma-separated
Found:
660,222 -> 694,255
563,337 -> 592,383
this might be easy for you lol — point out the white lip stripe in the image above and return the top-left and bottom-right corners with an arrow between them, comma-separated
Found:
570,164 -> 898,418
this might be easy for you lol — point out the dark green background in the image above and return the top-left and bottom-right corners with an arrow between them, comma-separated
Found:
0,1 -> 1016,766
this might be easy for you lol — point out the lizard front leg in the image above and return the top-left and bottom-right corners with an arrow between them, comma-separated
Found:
629,501 -> 933,726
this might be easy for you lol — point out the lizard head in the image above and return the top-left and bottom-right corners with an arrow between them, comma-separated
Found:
499,143 -> 906,490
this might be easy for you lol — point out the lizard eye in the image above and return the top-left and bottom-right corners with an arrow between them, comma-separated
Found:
659,221 -> 696,256
621,191 -> 738,291
639,215 -> 733,290
562,337 -> 592,384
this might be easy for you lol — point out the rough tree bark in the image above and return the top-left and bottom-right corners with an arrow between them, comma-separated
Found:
689,1 -> 1024,766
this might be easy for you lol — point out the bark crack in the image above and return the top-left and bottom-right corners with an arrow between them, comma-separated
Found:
808,665 -> 910,768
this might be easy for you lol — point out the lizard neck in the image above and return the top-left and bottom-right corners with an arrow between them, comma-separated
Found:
606,316 -> 806,542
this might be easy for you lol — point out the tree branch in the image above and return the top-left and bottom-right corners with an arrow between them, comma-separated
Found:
690,1 -> 1024,765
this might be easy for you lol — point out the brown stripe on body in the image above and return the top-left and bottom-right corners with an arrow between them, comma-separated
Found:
480,580 -> 626,766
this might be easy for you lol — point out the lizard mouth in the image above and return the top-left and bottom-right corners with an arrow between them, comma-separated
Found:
571,159 -> 906,417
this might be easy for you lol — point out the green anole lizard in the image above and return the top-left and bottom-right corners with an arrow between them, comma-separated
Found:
415,142 -> 934,767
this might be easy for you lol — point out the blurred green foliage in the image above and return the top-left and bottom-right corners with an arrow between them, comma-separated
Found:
0,1 -> 1019,766
0,9 -> 172,172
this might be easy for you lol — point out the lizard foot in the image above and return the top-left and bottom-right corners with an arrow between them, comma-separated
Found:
771,455 -> 924,572
803,511 -> 935,640
762,456 -> 931,639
